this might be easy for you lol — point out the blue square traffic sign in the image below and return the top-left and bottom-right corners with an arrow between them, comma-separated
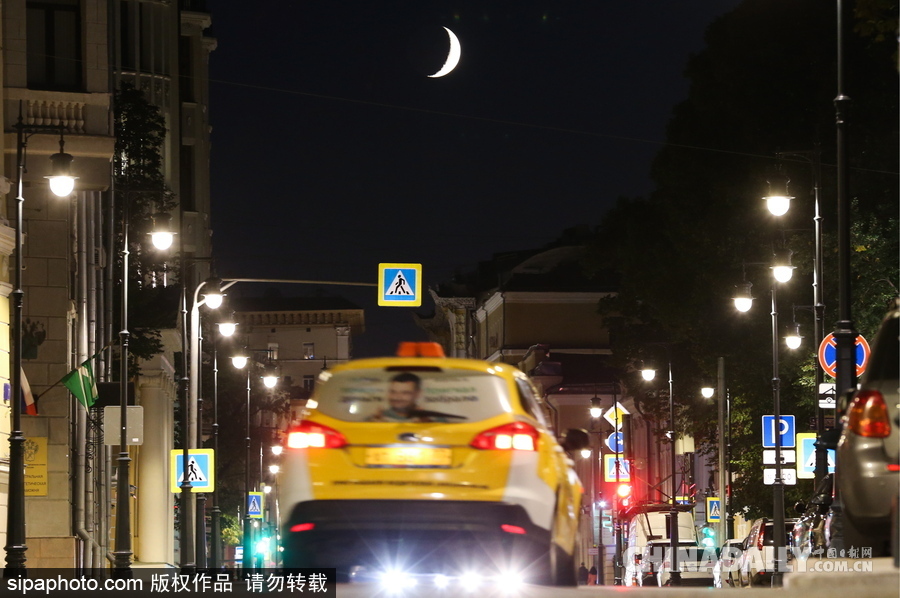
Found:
761,415 -> 796,448
378,263 -> 422,306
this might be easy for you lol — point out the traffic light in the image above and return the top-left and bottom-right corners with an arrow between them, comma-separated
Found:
616,483 -> 632,508
699,524 -> 717,548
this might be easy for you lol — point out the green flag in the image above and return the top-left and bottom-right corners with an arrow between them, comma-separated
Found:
62,360 -> 99,409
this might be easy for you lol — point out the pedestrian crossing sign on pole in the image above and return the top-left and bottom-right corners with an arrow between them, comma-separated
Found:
170,448 -> 215,493
706,497 -> 722,522
247,491 -> 264,519
378,263 -> 422,307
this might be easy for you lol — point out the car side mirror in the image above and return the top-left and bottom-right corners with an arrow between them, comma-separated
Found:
561,428 -> 590,452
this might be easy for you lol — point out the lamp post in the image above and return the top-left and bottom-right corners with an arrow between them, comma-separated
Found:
770,148 -> 828,483
588,397 -> 601,582
702,356 -> 731,542
208,316 -> 235,570
5,106 -> 76,573
641,347 -> 679,586
231,349 -> 253,572
232,349 -> 279,572
833,0 -> 858,406
733,250 -> 794,586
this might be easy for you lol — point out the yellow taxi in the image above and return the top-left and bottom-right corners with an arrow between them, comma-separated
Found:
279,342 -> 588,587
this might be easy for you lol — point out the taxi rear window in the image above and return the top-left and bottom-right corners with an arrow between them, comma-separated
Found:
313,368 -> 512,423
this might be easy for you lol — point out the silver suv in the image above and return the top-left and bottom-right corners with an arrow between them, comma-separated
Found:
835,299 -> 900,556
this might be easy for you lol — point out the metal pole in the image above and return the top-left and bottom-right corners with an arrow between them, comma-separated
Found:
667,351 -> 680,586
179,290 -> 195,573
243,369 -> 252,573
113,165 -> 133,576
589,434 -> 598,581
5,114 -> 28,574
833,0 -> 858,403
613,395 -> 623,585
771,286 -> 785,586
210,329 -> 221,570
196,327 -> 207,570
725,389 -> 735,540
810,148 -> 829,484
716,357 -> 726,543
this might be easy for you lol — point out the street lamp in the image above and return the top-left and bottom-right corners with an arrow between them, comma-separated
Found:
640,347 -> 680,586
733,252 -> 792,585
232,349 -> 279,572
5,107 -> 77,573
207,317 -> 234,571
772,147 -> 829,483
701,359 -> 733,542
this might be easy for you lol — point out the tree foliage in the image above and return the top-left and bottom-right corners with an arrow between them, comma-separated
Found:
588,0 -> 898,520
113,82 -> 180,367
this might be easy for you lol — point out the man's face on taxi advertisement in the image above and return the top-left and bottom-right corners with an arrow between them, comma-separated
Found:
387,380 -> 420,414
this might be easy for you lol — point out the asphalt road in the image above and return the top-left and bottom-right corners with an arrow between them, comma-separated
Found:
334,558 -> 899,598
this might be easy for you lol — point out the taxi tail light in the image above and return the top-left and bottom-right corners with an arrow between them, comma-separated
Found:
500,524 -> 526,535
470,422 -> 539,451
290,523 -> 315,533
286,421 -> 348,449
847,390 -> 891,438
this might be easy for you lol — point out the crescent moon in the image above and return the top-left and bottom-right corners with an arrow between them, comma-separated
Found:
428,27 -> 461,78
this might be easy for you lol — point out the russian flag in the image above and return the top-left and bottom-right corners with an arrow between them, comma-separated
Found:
4,369 -> 37,415
21,368 -> 37,416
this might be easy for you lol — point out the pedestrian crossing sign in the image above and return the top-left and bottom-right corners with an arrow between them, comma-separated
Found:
706,497 -> 721,522
603,454 -> 631,482
248,491 -> 264,519
170,448 -> 215,493
378,263 -> 422,307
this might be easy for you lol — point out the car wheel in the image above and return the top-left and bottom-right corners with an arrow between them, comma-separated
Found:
537,495 -> 577,587
842,508 -> 888,557
549,540 -> 578,587
892,494 -> 899,565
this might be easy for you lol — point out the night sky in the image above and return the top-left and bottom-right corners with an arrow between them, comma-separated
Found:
207,1 -> 744,356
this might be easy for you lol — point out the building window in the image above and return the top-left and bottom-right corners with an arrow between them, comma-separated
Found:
118,0 -> 169,76
303,343 -> 315,359
303,376 -> 314,391
267,342 -> 278,361
27,0 -> 82,91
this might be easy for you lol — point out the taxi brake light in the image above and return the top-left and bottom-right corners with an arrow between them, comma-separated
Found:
396,342 -> 445,358
470,422 -> 539,451
500,524 -> 526,535
286,421 -> 348,449
290,523 -> 315,533
847,390 -> 891,438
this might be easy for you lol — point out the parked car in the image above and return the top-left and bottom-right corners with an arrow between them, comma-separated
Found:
736,517 -> 797,587
792,473 -> 833,560
713,538 -> 743,588
622,503 -> 705,586
278,342 -> 589,586
835,299 -> 900,557
621,503 -> 715,587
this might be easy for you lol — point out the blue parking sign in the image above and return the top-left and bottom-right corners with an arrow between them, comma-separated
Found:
762,415 -> 795,448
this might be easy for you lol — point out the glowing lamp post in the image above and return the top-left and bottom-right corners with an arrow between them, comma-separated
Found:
5,109 -> 77,573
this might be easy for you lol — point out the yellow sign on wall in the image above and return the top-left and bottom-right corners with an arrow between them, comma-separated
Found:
24,436 -> 48,496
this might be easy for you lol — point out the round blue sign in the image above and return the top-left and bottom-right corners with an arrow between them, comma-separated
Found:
606,432 -> 624,453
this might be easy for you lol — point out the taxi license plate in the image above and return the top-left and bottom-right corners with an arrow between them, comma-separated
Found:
364,447 -> 452,467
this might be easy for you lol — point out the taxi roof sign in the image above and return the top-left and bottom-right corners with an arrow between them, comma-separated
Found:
396,342 -> 445,357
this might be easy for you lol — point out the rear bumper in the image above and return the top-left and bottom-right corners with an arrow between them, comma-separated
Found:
282,499 -> 551,574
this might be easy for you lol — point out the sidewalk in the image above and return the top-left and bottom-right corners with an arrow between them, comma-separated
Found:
786,556 -> 899,595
